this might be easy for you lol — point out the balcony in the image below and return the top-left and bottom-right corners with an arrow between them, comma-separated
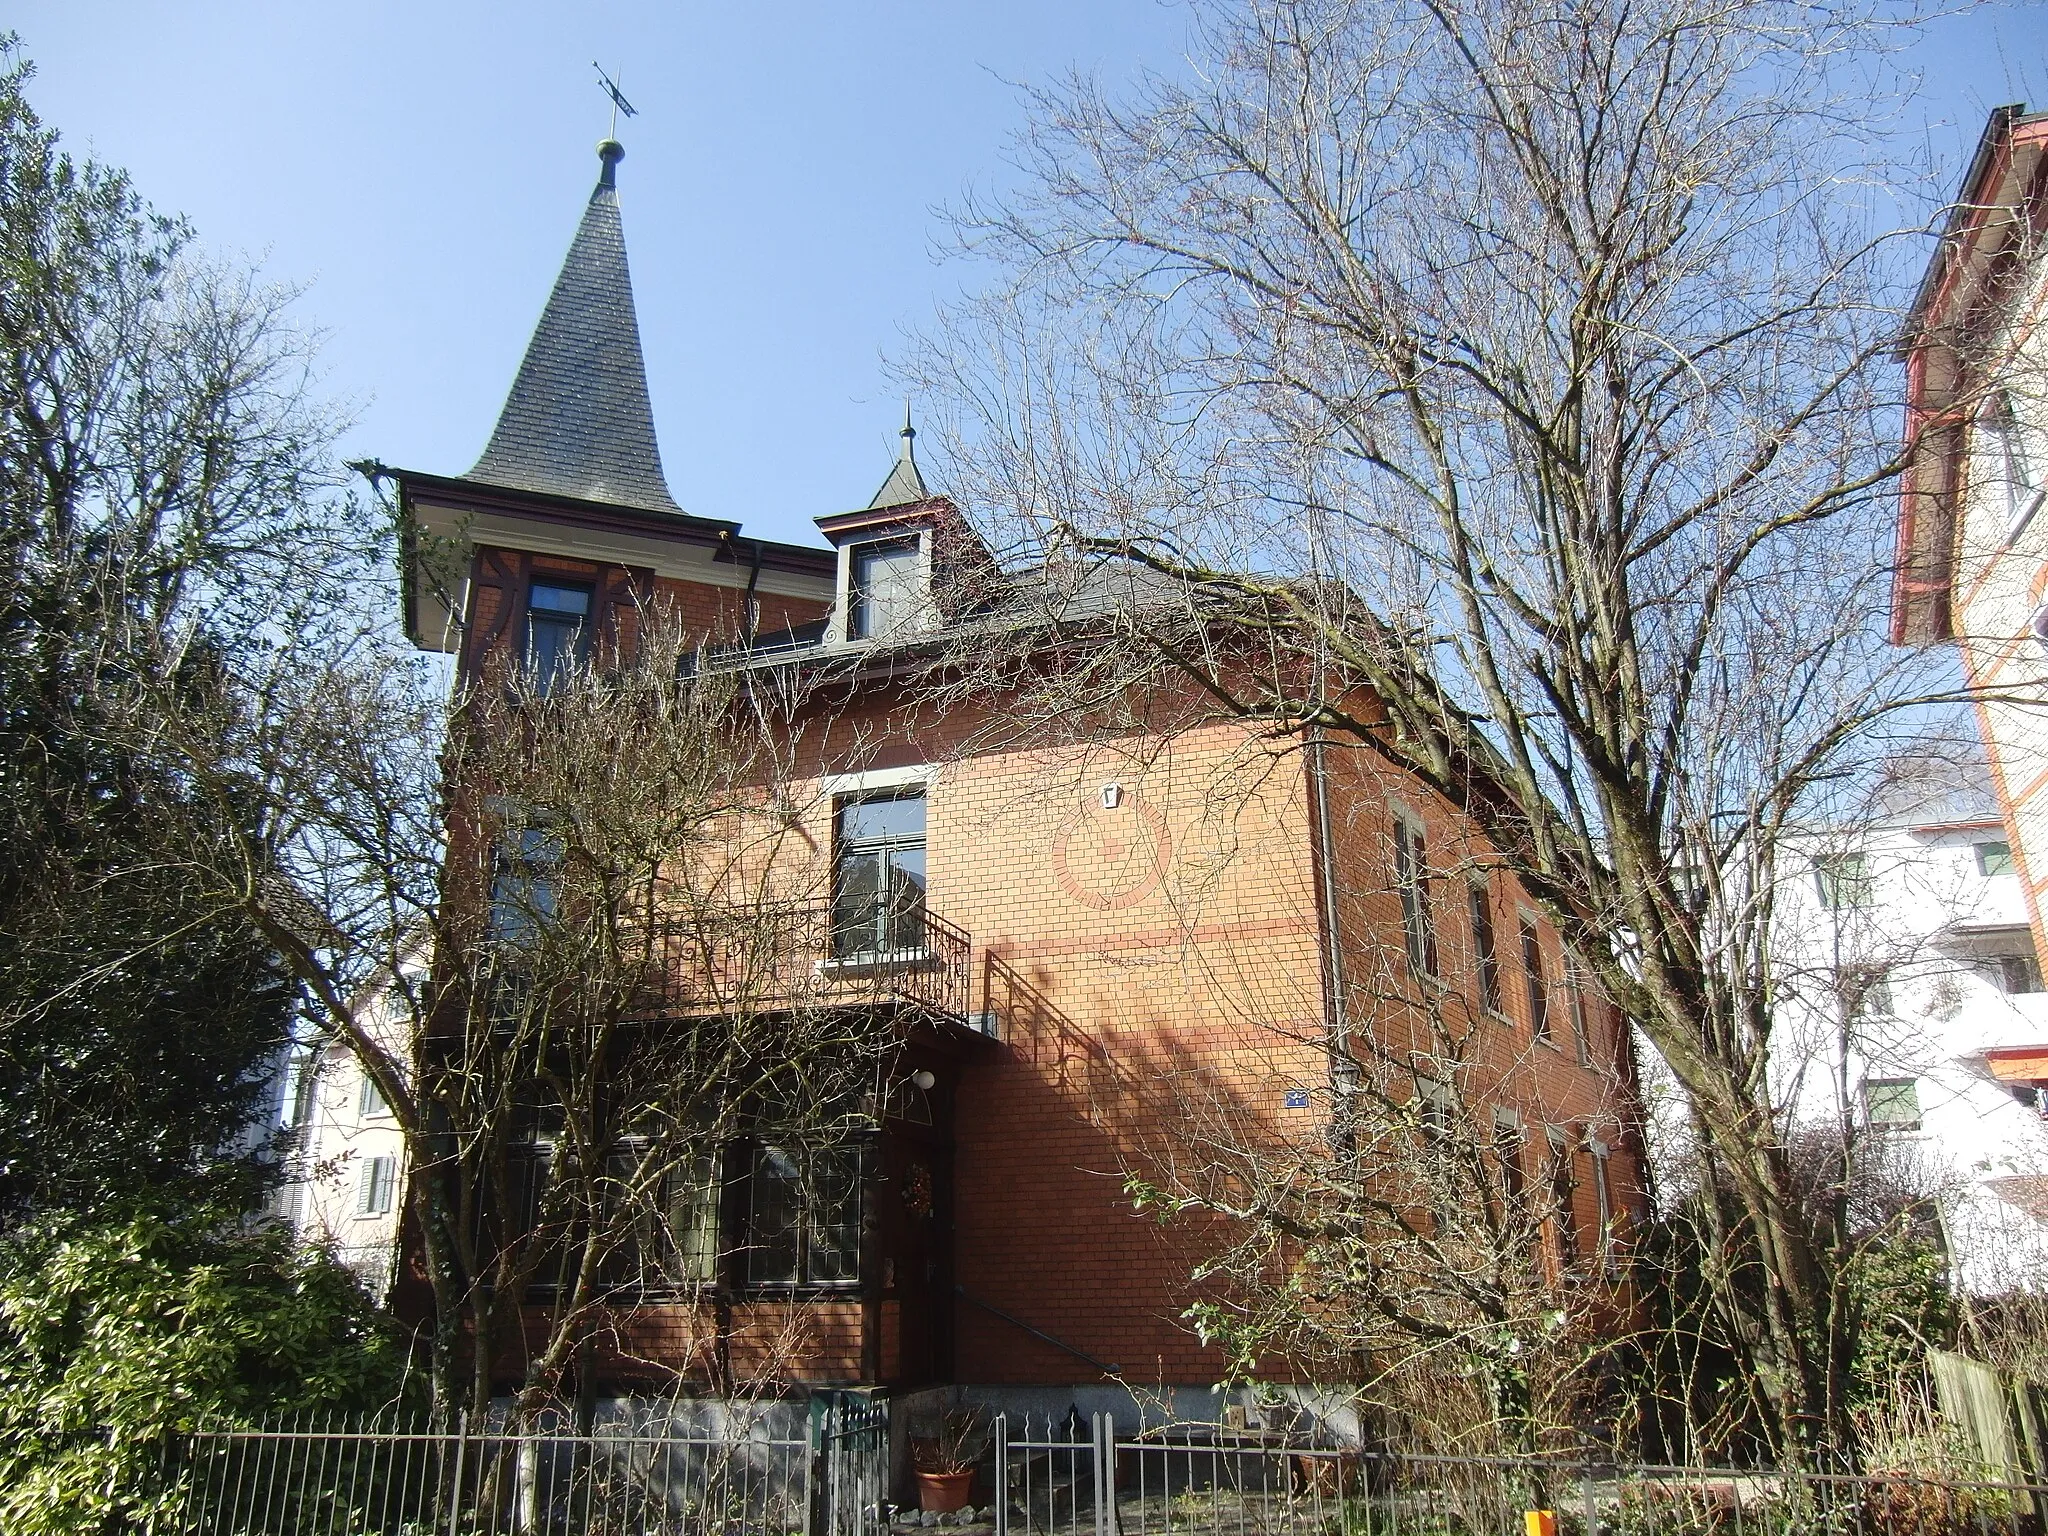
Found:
621,900 -> 974,1026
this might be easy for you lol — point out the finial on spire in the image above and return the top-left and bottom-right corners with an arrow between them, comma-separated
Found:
596,138 -> 624,189
866,402 -> 931,510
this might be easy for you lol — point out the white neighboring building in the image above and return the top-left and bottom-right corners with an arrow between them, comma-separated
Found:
273,1004 -> 410,1303
1772,760 -> 2048,1294
1896,104 -> 2048,980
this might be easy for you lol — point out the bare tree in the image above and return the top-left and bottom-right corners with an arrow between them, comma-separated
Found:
903,0 -> 1962,1456
1120,948 -> 1642,1454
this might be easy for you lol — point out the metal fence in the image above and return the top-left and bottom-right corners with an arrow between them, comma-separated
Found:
155,1409 -> 2048,1536
821,1394 -> 893,1536
162,1412 -> 813,1536
983,1413 -> 2048,1536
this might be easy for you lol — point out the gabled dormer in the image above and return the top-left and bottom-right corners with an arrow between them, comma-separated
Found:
814,417 -> 1001,647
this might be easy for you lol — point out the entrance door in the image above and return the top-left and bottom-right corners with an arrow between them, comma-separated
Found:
880,1076 -> 952,1384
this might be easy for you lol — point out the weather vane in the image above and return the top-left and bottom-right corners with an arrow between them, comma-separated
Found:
592,62 -> 638,138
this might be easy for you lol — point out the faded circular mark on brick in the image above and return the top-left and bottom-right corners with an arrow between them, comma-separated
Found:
1051,793 -> 1171,910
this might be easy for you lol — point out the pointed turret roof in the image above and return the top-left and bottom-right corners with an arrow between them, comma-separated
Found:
866,407 -> 930,509
468,139 -> 684,515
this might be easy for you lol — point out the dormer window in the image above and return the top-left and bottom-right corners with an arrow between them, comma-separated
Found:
848,538 -> 921,641
524,582 -> 591,690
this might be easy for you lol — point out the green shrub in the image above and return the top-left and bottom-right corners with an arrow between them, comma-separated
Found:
0,1207 -> 411,1535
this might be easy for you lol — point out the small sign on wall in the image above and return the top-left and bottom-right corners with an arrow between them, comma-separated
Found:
1283,1089 -> 1310,1109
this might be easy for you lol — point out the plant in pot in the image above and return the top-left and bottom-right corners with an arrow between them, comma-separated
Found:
911,1409 -> 988,1514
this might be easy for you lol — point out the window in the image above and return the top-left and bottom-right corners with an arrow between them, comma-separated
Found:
746,1144 -> 862,1286
848,538 -> 921,641
490,827 -> 563,945
1520,920 -> 1550,1042
1418,1082 -> 1454,1151
359,1072 -> 391,1119
1565,956 -> 1593,1066
279,1044 -> 316,1128
1470,883 -> 1503,1014
357,1155 -> 397,1217
832,791 -> 927,958
2000,953 -> 2045,995
606,1148 -> 722,1292
1417,1082 -> 1458,1226
1547,1129 -> 1578,1270
1838,963 -> 1894,1022
1864,1077 -> 1922,1132
1815,852 -> 1872,910
1590,1141 -> 1616,1273
667,1156 -> 723,1282
1977,841 -> 2015,877
272,1179 -> 307,1226
1392,818 -> 1439,979
1981,388 -> 2047,540
523,582 -> 591,691
1492,1113 -> 1527,1225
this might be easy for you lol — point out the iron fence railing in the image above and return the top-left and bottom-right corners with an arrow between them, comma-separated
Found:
162,1412 -> 811,1536
984,1414 -> 2048,1536
627,901 -> 973,1024
821,1394 -> 893,1536
157,1409 -> 2048,1536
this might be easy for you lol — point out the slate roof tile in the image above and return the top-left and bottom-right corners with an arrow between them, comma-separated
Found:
469,142 -> 685,517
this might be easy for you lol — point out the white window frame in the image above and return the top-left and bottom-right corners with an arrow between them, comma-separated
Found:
1863,1076 -> 1922,1133
1588,1137 -> 1616,1275
1980,387 -> 2048,544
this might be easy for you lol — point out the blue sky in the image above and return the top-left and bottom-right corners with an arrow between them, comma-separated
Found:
16,1 -> 2048,551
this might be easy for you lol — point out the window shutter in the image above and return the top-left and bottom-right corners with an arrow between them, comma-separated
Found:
359,1157 -> 396,1216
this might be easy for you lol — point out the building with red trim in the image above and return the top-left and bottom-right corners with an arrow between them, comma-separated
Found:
1895,103 -> 2048,1160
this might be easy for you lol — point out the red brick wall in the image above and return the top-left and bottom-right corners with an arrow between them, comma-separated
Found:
1313,743 -> 1649,1283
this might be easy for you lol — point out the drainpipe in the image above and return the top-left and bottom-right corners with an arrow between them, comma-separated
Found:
743,537 -> 765,646
1307,725 -> 1360,1153
718,530 -> 767,647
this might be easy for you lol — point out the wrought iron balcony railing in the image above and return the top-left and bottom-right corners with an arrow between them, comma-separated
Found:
619,899 -> 973,1024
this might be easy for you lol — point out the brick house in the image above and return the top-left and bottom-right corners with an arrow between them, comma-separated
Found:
375,138 -> 1647,1414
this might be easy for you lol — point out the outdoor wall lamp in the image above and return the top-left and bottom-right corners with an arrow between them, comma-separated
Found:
911,1069 -> 936,1091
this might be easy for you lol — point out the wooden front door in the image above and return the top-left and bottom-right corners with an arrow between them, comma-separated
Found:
880,1073 -> 953,1385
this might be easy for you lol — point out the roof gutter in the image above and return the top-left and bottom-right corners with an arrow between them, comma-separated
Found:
1901,103 -> 2028,353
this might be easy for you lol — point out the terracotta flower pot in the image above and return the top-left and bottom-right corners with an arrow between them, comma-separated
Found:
916,1469 -> 976,1513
